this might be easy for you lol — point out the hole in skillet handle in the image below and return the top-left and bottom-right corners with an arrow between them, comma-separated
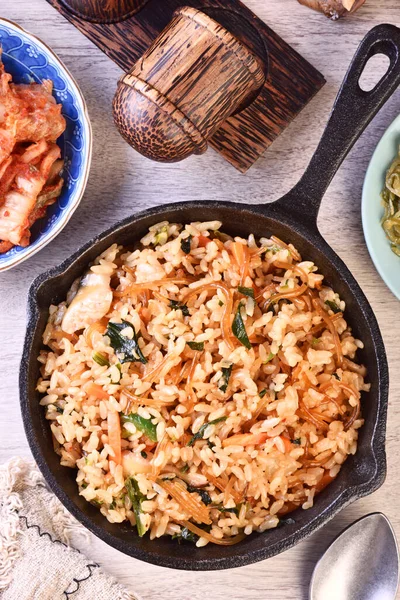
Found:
358,54 -> 391,92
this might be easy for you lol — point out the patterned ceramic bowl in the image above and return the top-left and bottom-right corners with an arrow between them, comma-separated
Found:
0,18 -> 92,272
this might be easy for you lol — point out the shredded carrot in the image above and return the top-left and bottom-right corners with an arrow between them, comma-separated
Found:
197,235 -> 212,247
201,466 -> 242,504
222,432 -> 269,448
312,296 -> 343,367
315,472 -> 335,493
86,383 -> 109,400
107,411 -> 122,465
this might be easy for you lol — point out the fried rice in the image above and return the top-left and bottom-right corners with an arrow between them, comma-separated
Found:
37,221 -> 368,546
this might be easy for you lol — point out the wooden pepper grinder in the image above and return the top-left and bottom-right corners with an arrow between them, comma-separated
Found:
112,6 -> 265,163
59,0 -> 150,23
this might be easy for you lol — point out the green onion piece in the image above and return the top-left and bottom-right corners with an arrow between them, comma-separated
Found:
238,286 -> 255,299
217,505 -> 240,516
311,337 -> 320,347
187,341 -> 204,351
125,477 -> 146,537
181,235 -> 192,254
219,364 -> 233,393
293,438 -> 301,445
180,463 -> 189,473
92,352 -> 109,367
187,417 -> 227,447
259,389 -> 268,398
264,352 -> 275,364
232,304 -> 252,350
105,320 -> 147,365
325,300 -> 341,314
121,413 -> 158,442
169,300 -> 190,317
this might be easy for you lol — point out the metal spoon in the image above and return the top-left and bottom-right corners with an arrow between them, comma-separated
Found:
310,513 -> 399,600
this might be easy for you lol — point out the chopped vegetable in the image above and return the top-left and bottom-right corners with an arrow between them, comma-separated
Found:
106,320 -> 147,364
311,337 -> 320,346
141,450 -> 148,459
180,463 -> 189,473
187,417 -> 227,447
181,235 -> 192,254
219,364 -> 233,393
264,352 -> 275,364
293,438 -> 302,445
216,505 -> 240,516
277,517 -> 296,528
153,225 -> 168,246
238,286 -> 254,299
92,351 -> 109,367
121,413 -> 158,442
259,389 -> 268,398
187,485 -> 212,506
107,411 -> 122,465
197,235 -> 211,247
172,527 -> 198,544
222,432 -> 268,448
169,300 -> 190,316
232,304 -> 252,350
187,341 -> 204,351
125,477 -> 146,537
325,300 -> 341,314
333,372 -> 340,380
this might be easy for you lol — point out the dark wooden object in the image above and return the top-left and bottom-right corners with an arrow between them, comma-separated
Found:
113,7 -> 265,162
59,0 -> 151,23
46,0 -> 326,171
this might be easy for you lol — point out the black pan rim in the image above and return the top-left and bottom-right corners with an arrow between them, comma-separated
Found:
20,199 -> 389,570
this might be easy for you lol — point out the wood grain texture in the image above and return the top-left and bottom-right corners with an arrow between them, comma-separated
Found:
113,7 -> 265,162
44,0 -> 326,171
1,1 -> 400,599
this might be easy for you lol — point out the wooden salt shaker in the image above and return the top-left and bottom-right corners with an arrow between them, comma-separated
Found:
59,0 -> 150,23
112,6 -> 265,163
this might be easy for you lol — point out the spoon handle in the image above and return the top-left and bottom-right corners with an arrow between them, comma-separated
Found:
277,24 -> 400,222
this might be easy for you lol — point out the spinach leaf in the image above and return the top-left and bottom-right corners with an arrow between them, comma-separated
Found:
92,352 -> 110,367
172,527 -> 198,544
232,304 -> 252,349
181,235 -> 192,254
169,300 -> 190,317
238,286 -> 255,299
219,364 -> 232,393
186,485 -> 212,506
106,321 -> 147,364
187,341 -> 204,351
333,372 -> 340,380
325,300 -> 341,314
277,517 -> 296,528
217,505 -> 240,516
141,450 -> 148,459
121,413 -> 157,442
292,438 -> 301,445
187,417 -> 227,447
125,477 -> 146,537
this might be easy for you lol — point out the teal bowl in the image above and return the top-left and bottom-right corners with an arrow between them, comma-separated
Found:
362,114 -> 400,300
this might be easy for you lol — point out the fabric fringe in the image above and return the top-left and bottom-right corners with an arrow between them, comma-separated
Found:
0,457 -> 139,600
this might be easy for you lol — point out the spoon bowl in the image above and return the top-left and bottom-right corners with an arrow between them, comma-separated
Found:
310,513 -> 399,600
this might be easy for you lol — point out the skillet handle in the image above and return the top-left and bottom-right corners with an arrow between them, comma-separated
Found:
275,24 -> 400,223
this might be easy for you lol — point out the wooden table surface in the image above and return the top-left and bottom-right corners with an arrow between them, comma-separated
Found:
1,1 -> 400,598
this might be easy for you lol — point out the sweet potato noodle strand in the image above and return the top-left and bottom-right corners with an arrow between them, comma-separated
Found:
262,283 -> 308,311
181,520 -> 246,546
115,277 -> 196,298
159,479 -> 211,525
183,282 -> 235,350
311,295 -> 343,367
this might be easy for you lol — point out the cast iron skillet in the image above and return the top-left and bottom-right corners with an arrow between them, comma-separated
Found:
21,24 -> 399,570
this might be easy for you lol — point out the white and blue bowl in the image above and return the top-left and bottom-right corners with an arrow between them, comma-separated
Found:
362,114 -> 400,300
0,18 -> 92,272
